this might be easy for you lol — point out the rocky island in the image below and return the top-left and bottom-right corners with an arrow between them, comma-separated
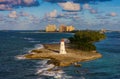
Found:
24,44 -> 102,67
24,31 -> 105,67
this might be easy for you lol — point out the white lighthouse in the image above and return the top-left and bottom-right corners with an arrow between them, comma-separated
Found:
59,39 -> 67,54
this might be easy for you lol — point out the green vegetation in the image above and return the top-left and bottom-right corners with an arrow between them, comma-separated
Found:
69,31 -> 106,51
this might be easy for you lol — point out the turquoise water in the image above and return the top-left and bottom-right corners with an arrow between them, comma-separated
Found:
0,31 -> 120,79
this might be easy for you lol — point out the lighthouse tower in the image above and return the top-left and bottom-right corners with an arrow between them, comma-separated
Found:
59,39 -> 67,54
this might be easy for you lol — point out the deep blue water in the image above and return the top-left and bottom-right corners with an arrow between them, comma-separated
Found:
0,31 -> 120,79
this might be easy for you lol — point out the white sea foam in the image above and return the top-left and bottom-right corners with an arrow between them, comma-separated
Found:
34,44 -> 44,50
36,67 -> 66,78
28,44 -> 44,54
15,55 -> 26,60
24,37 -> 34,41
15,44 -> 43,60
29,41 -> 41,43
36,63 -> 55,74
51,41 -> 59,44
35,60 -> 74,79
80,76 -> 86,79
23,37 -> 41,43
36,60 -> 48,65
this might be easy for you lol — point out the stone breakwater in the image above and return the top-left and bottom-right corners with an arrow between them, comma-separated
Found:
24,44 -> 102,67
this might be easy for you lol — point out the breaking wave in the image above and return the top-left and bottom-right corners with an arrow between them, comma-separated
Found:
35,60 -> 74,79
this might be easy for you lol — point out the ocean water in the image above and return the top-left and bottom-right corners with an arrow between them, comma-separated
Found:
0,31 -> 120,79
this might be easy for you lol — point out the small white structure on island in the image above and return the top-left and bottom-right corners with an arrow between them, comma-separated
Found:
59,39 -> 67,54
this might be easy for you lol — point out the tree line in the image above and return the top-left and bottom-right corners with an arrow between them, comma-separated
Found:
69,30 -> 106,51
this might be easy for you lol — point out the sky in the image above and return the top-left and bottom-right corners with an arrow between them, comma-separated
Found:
0,0 -> 120,30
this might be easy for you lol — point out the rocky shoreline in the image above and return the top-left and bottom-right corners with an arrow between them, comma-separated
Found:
24,44 -> 102,67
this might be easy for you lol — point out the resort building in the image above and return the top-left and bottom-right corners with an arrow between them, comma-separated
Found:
59,24 -> 66,32
45,24 -> 75,32
59,25 -> 75,32
46,24 -> 57,32
66,26 -> 75,32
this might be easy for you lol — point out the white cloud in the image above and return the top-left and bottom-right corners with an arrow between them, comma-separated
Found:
109,12 -> 117,17
23,0 -> 35,5
89,9 -> 97,14
83,4 -> 91,10
46,10 -> 57,18
19,11 -> 29,17
106,12 -> 117,17
58,1 -> 81,12
8,11 -> 18,18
